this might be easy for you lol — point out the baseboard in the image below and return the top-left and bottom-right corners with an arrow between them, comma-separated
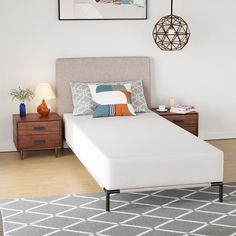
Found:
0,143 -> 16,152
63,141 -> 69,149
199,132 -> 236,140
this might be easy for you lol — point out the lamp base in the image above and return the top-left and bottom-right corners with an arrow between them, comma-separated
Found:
37,99 -> 50,117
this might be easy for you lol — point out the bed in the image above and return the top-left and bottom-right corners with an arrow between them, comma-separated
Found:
56,57 -> 224,211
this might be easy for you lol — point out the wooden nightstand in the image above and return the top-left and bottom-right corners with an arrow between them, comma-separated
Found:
13,113 -> 62,160
151,109 -> 199,136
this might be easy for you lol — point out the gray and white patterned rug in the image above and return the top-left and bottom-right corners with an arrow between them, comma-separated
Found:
1,184 -> 236,236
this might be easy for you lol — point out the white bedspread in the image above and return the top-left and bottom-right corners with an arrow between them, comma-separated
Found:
64,112 -> 223,190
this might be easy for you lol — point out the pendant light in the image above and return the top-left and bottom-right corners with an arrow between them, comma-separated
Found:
152,0 -> 190,51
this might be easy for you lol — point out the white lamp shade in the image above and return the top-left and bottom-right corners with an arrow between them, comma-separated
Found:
34,83 -> 56,100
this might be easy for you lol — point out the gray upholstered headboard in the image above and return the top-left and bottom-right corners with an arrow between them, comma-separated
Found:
56,57 -> 151,115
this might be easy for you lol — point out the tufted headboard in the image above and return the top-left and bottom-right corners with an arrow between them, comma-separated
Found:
56,57 -> 151,115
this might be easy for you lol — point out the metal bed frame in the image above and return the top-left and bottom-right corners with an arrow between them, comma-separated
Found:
104,182 -> 224,211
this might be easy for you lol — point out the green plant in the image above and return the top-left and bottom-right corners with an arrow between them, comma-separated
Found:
9,87 -> 34,103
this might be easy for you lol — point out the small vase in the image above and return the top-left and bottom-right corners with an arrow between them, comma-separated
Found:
19,103 -> 26,117
37,99 -> 50,117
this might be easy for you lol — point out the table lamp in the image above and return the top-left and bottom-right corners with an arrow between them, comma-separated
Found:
34,83 -> 56,117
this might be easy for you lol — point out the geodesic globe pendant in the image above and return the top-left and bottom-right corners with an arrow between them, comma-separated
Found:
153,14 -> 190,51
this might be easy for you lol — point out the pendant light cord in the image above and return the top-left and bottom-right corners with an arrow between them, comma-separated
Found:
171,0 -> 173,24
171,0 -> 173,15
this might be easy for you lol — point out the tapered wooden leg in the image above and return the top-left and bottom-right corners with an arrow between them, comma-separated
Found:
20,151 -> 24,160
55,148 -> 58,158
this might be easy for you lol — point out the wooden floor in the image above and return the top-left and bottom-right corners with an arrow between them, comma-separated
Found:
208,139 -> 236,183
0,139 -> 235,199
0,149 -> 102,199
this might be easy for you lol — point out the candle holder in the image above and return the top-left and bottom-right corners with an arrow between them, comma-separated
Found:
168,97 -> 175,109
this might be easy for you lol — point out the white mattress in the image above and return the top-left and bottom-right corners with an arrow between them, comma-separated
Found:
64,112 -> 224,190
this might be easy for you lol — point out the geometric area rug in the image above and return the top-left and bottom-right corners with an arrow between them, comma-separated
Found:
0,184 -> 236,236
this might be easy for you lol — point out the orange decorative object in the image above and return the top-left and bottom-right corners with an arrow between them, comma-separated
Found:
37,99 -> 50,117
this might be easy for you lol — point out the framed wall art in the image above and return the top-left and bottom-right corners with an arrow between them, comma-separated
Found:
58,0 -> 147,20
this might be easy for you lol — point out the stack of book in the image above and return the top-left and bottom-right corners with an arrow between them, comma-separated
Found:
170,104 -> 195,114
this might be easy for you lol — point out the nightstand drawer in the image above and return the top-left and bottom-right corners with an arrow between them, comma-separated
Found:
18,134 -> 60,149
18,121 -> 60,135
163,115 -> 197,127
182,127 -> 198,136
151,109 -> 199,137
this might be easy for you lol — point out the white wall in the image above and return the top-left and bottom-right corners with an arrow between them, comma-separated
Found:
1,0 -> 236,151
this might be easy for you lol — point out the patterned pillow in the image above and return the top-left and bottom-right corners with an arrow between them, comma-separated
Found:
70,82 -> 96,115
70,80 -> 148,115
89,84 -> 136,118
130,80 -> 149,113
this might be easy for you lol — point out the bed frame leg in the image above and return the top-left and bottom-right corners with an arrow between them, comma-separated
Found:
211,182 -> 224,202
103,188 -> 120,212
106,191 -> 110,212
219,183 -> 223,202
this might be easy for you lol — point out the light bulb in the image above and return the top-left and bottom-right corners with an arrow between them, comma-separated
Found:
167,27 -> 175,35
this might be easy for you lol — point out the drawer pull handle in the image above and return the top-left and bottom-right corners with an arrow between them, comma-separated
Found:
34,126 -> 45,131
34,139 -> 46,144
173,119 -> 184,123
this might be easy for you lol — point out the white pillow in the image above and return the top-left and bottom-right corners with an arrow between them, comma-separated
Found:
89,83 -> 132,105
88,83 -> 136,117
